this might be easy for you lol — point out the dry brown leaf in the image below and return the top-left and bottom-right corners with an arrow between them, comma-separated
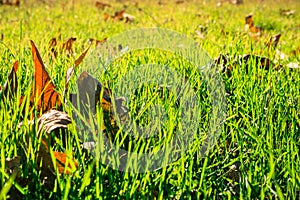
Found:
230,0 -> 242,4
29,40 -> 62,114
49,37 -> 58,58
280,9 -> 295,17
22,109 -> 77,174
266,33 -> 281,51
215,53 -> 276,77
245,14 -> 262,38
89,38 -> 107,48
36,109 -> 71,135
242,54 -> 272,70
95,1 -> 111,10
195,29 -> 205,39
175,0 -> 184,4
72,71 -> 128,131
0,0 -> 19,6
64,46 -> 90,96
104,10 -> 134,22
62,37 -> 77,56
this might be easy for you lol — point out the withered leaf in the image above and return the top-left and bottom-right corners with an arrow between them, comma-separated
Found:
0,0 -> 20,6
245,14 -> 262,38
291,46 -> 300,56
72,71 -> 128,131
104,10 -> 134,22
29,40 -> 62,114
21,109 -> 77,174
175,0 -> 184,4
89,37 -> 107,48
266,33 -> 281,51
280,9 -> 295,17
49,37 -> 58,58
62,37 -> 77,56
36,109 -> 71,135
64,46 -> 90,97
95,1 -> 111,10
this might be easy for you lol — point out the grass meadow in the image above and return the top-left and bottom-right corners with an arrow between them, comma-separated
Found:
0,0 -> 300,199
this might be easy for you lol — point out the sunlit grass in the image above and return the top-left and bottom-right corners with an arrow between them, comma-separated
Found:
1,0 -> 300,199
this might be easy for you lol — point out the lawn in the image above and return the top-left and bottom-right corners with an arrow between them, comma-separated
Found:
0,0 -> 300,199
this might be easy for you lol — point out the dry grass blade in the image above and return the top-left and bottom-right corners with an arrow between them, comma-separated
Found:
1,61 -> 18,99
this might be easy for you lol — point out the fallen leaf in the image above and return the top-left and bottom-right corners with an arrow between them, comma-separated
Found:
29,40 -> 62,114
242,54 -> 272,70
175,0 -> 184,4
230,0 -> 242,4
195,26 -> 207,39
280,9 -> 295,17
20,109 -> 77,174
266,33 -> 281,50
0,0 -> 19,6
95,1 -> 111,10
62,37 -> 77,56
89,37 -> 107,48
286,62 -> 300,69
105,10 -> 135,22
245,14 -> 262,38
49,37 -> 58,58
72,71 -> 128,132
64,46 -> 90,97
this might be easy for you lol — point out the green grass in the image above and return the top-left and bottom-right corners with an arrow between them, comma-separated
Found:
1,0 -> 300,199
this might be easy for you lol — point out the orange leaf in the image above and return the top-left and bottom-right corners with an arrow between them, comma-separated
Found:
53,151 -> 78,174
30,40 -> 61,114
